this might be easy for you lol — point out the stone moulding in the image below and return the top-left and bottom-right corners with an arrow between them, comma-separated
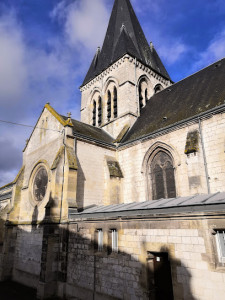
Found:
45,103 -> 73,127
0,166 -> 25,191
185,130 -> 199,154
80,54 -> 170,92
51,145 -> 78,171
106,161 -> 123,178
114,124 -> 130,143
51,146 -> 64,170
66,146 -> 78,170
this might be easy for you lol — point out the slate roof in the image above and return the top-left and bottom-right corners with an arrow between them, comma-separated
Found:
61,115 -> 114,145
82,0 -> 170,86
122,58 -> 225,143
69,192 -> 225,219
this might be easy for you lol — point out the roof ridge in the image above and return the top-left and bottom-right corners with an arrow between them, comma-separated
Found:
169,57 -> 225,89
61,114 -> 103,131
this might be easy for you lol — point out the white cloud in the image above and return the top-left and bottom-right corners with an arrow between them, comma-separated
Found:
51,0 -> 110,53
193,30 -> 225,71
131,0 -> 164,16
0,170 -> 19,187
0,12 -> 28,105
0,9 -> 82,187
158,41 -> 188,65
0,9 -> 81,119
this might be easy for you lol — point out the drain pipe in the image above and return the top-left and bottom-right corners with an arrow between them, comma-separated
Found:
60,129 -> 66,222
135,58 -> 140,117
198,118 -> 210,194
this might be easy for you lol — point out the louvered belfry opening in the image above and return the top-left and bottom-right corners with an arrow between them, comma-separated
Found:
107,90 -> 111,121
150,151 -> 176,200
113,87 -> 118,118
92,100 -> 96,126
98,96 -> 102,126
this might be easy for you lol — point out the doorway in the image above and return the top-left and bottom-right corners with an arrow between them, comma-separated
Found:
147,252 -> 174,300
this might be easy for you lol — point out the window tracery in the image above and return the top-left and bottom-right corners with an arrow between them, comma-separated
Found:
150,151 -> 176,200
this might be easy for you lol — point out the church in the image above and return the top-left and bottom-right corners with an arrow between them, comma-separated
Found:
1,0 -> 225,299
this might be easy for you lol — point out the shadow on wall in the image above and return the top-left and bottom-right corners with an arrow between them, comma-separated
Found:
0,208 -> 196,300
76,158 -> 86,210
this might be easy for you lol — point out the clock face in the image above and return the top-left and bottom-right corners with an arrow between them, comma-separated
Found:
33,167 -> 48,202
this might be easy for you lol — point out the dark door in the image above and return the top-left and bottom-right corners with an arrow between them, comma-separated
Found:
148,252 -> 174,300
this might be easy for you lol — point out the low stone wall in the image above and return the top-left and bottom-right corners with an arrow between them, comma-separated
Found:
13,225 -> 43,288
1,214 -> 225,300
66,215 -> 225,300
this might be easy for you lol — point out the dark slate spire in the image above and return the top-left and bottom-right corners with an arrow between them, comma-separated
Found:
82,0 -> 171,86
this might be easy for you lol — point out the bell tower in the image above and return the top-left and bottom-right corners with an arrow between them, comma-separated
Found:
80,0 -> 172,139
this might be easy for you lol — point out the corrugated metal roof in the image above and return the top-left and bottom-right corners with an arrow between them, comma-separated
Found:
70,192 -> 225,219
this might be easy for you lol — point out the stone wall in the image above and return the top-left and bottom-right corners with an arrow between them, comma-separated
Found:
76,140 -> 117,208
1,212 -> 225,300
66,215 -> 225,300
80,54 -> 171,139
118,112 -> 225,203
12,225 -> 43,288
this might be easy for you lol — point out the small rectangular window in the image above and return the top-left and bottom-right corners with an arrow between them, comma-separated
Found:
97,229 -> 103,252
111,229 -> 118,253
216,230 -> 225,263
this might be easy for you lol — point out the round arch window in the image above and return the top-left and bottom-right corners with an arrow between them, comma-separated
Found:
33,167 -> 48,202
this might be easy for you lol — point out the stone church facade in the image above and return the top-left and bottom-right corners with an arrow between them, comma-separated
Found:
1,0 -> 225,299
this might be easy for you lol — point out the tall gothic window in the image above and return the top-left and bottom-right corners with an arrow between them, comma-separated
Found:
92,100 -> 96,126
98,96 -> 102,126
145,88 -> 148,102
139,84 -> 144,111
113,87 -> 117,118
150,151 -> 176,200
139,78 -> 148,111
107,90 -> 111,121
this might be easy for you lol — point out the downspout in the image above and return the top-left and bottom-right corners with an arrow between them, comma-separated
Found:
56,128 -> 66,295
135,58 -> 140,117
198,118 -> 210,194
60,128 -> 66,222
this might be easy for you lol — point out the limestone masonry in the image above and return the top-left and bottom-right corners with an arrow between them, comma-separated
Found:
1,0 -> 225,299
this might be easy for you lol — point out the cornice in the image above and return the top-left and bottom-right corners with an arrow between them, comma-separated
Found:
80,54 -> 171,92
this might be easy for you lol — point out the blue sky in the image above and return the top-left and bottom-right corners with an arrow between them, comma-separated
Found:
0,0 -> 225,186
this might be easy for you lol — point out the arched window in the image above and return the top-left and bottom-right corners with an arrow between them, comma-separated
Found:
113,86 -> 117,118
98,96 -> 102,126
107,90 -> 111,121
154,84 -> 163,94
92,100 -> 96,126
150,151 -> 176,200
139,78 -> 148,110
139,84 -> 144,111
145,88 -> 148,102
